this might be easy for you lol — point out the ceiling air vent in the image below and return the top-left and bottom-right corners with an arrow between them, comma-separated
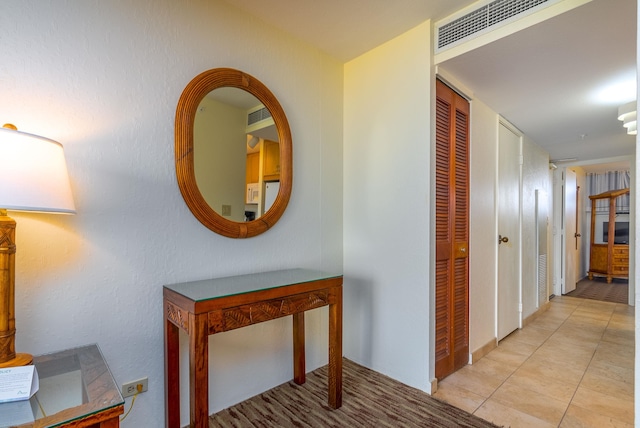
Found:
247,106 -> 272,126
436,0 -> 554,52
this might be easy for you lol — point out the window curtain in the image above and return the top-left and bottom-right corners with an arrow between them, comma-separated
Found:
586,170 -> 630,213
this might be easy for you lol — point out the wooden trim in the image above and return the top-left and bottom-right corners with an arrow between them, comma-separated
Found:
522,301 -> 550,328
50,405 -> 124,427
430,378 -> 438,394
470,338 -> 497,363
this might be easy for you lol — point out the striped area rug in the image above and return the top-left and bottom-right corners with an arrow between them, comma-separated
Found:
210,359 -> 499,427
565,278 -> 628,304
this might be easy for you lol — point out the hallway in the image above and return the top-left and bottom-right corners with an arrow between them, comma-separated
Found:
433,295 -> 634,427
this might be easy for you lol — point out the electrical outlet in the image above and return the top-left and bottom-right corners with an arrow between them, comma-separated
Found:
122,377 -> 148,398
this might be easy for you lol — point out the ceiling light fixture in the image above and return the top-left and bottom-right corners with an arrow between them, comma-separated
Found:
618,101 -> 637,135
247,135 -> 260,149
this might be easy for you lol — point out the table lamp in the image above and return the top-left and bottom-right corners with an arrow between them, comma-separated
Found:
0,123 -> 75,368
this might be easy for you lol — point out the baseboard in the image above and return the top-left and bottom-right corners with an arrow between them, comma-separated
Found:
470,338 -> 498,363
429,377 -> 438,394
431,338 -> 499,392
522,301 -> 551,327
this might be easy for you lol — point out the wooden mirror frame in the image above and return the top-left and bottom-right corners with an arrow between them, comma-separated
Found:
175,68 -> 292,238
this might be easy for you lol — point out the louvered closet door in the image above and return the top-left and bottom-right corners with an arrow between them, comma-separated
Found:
435,79 -> 470,380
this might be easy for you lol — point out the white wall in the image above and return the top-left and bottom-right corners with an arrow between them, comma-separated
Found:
194,97 -> 246,222
468,98 -> 499,354
1,1 -> 343,426
343,21 -> 433,390
521,137 -> 551,318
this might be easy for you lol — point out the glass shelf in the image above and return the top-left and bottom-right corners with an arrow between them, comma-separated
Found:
0,344 -> 124,427
164,268 -> 341,302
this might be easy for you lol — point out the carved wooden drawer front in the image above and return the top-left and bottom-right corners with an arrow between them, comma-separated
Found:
209,291 -> 329,334
612,245 -> 629,274
613,265 -> 629,274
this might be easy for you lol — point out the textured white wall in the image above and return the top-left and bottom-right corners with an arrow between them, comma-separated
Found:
343,22 -> 433,391
194,97 -> 247,222
0,1 -> 343,426
468,98 -> 499,354
521,137 -> 551,318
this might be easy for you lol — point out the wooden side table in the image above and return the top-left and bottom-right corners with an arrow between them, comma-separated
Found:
0,344 -> 124,427
163,269 -> 343,428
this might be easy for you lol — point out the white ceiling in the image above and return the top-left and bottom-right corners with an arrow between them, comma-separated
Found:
223,0 -> 637,165
439,0 -> 637,164
222,0 -> 472,62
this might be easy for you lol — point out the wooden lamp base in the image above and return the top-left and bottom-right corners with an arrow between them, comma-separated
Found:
0,353 -> 33,368
0,210 -> 32,368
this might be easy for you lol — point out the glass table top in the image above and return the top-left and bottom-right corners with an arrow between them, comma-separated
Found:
0,344 -> 124,427
164,268 -> 342,302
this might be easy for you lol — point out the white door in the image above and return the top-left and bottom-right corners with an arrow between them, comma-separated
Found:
264,181 -> 280,213
563,169 -> 578,293
497,122 -> 521,341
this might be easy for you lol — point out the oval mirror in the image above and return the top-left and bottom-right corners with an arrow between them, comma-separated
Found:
175,68 -> 292,238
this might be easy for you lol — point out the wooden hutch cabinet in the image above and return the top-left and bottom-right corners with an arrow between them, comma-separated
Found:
588,188 -> 630,283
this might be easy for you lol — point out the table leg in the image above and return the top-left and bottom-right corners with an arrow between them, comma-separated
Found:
165,316 -> 180,428
328,286 -> 343,409
190,314 -> 209,428
293,312 -> 305,384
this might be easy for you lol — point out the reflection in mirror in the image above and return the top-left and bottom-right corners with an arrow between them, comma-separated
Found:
194,88 -> 279,223
175,68 -> 292,239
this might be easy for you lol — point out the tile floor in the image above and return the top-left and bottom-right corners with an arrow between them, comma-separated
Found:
433,295 -> 635,427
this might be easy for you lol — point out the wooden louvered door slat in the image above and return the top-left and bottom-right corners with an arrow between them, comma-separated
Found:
435,79 -> 469,380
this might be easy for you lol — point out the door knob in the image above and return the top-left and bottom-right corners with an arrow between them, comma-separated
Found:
574,233 -> 581,238
498,235 -> 509,244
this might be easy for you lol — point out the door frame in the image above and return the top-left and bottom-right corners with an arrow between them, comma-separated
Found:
551,158 -> 635,303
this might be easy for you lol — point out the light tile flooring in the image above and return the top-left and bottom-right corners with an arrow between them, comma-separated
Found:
433,295 -> 635,427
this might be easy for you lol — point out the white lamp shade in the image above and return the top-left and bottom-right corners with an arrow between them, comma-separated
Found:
0,127 -> 75,214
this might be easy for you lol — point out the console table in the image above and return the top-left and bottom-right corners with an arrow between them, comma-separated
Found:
0,344 -> 124,427
163,268 -> 343,428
